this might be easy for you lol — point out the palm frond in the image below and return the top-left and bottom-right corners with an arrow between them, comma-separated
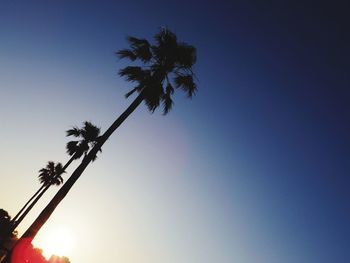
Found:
174,74 -> 197,98
51,175 -> 64,186
38,161 -> 56,185
128,36 -> 147,45
162,91 -> 173,115
83,121 -> 101,141
154,28 -> 177,47
144,89 -> 161,112
46,162 -> 55,175
127,37 -> 152,62
144,97 -> 159,112
119,66 -> 146,82
38,169 -> 50,185
54,162 -> 65,176
66,141 -> 79,156
116,49 -> 137,61
66,127 -> 81,137
176,43 -> 197,68
143,82 -> 164,112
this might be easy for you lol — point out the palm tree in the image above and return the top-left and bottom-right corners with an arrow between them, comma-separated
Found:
15,28 -> 197,248
4,122 -> 101,238
6,162 -> 64,236
65,121 -> 101,162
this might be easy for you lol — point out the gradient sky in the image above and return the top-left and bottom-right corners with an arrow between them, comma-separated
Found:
0,1 -> 349,263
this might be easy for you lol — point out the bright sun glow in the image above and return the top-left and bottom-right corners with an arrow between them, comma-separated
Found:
35,226 -> 76,259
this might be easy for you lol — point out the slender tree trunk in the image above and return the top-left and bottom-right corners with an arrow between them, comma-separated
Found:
61,153 -> 77,172
9,185 -> 50,233
10,185 -> 46,223
21,92 -> 144,239
10,154 -> 75,224
8,154 -> 76,234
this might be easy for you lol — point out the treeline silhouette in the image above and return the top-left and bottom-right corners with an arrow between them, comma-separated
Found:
0,28 -> 197,262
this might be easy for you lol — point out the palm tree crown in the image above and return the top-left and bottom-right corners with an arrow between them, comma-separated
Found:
38,162 -> 64,187
117,28 -> 197,114
66,121 -> 101,161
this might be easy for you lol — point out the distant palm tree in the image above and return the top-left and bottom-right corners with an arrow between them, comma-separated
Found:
6,162 -> 64,235
38,162 -> 65,185
6,122 -> 101,236
18,28 -> 197,243
65,121 -> 101,162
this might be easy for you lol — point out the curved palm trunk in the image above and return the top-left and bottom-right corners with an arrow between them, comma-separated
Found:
20,92 -> 144,240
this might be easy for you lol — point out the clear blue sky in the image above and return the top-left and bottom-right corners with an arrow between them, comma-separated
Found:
0,1 -> 349,263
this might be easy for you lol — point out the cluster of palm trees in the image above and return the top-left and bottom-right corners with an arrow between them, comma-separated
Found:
1,28 -> 197,262
3,122 -> 101,241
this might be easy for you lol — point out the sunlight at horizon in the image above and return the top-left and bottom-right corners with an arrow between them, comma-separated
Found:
33,225 -> 76,259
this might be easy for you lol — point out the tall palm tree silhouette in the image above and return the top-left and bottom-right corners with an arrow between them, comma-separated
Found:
6,122 -> 101,238
15,28 -> 197,247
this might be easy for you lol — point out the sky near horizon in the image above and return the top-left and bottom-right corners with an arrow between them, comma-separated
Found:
0,1 -> 349,263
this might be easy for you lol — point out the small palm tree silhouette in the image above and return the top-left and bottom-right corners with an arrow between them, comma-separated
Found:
66,121 -> 101,162
38,161 -> 64,186
7,161 -> 65,235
